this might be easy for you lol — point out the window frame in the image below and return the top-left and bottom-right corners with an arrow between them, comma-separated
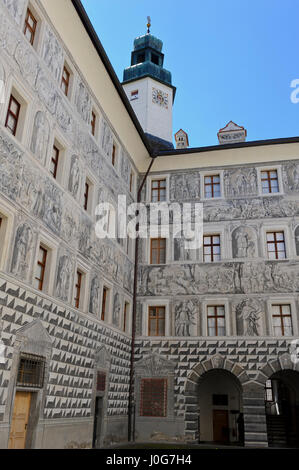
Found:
148,306 -> 166,337
271,304 -> 293,337
207,305 -> 226,337
203,234 -> 221,263
34,245 -> 48,292
257,166 -> 284,197
267,299 -> 298,337
266,231 -> 287,260
140,378 -> 167,417
23,7 -> 37,46
61,64 -> 71,97
200,170 -> 224,201
146,174 -> 170,203
5,94 -> 20,136
150,238 -> 166,265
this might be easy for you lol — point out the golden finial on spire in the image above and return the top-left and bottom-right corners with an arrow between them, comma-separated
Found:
147,16 -> 151,34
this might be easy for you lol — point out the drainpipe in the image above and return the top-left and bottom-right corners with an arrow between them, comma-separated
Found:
128,155 -> 156,442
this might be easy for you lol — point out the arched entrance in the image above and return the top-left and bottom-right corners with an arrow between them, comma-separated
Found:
198,369 -> 243,445
265,370 -> 299,448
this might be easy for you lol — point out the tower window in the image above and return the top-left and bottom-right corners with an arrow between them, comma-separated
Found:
151,53 -> 159,65
5,95 -> 21,136
23,8 -> 37,46
136,52 -> 145,63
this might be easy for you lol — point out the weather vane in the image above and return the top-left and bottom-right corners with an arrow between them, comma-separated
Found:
147,16 -> 151,34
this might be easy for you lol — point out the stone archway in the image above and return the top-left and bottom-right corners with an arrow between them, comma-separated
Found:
184,354 -> 250,444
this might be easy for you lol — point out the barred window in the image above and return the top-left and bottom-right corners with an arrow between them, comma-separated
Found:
140,378 -> 167,417
17,354 -> 45,388
96,372 -> 106,392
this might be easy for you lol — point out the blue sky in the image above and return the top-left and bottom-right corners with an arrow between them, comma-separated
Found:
81,0 -> 299,148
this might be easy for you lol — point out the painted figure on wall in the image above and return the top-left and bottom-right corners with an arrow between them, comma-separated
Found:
30,111 -> 50,164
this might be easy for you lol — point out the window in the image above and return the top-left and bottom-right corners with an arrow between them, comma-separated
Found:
130,90 -> 139,101
112,143 -> 117,167
96,371 -> 106,392
91,110 -> 96,136
17,353 -> 45,388
130,171 -> 134,193
151,179 -> 166,202
74,270 -> 82,309
0,214 -> 8,266
266,231 -> 286,259
84,181 -> 89,211
204,174 -> 221,198
151,53 -> 159,65
140,378 -> 167,417
34,246 -> 47,291
203,235 -> 221,262
207,305 -> 226,336
61,65 -> 70,97
150,238 -> 166,264
137,52 -> 145,63
261,170 -> 279,194
123,302 -> 129,332
265,380 -> 273,402
5,95 -> 20,136
272,304 -> 293,336
148,306 -> 165,336
23,8 -> 37,46
50,145 -> 59,179
101,287 -> 109,321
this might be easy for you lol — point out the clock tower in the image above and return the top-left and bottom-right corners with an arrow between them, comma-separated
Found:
122,21 -> 176,151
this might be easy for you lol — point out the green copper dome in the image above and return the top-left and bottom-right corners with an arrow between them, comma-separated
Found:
123,33 -> 172,86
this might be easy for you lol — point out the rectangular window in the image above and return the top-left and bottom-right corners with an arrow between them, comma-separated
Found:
23,8 -> 37,45
140,378 -> 167,417
74,270 -> 82,309
130,90 -> 139,100
203,235 -> 221,262
150,238 -> 166,264
50,145 -> 59,179
123,302 -> 129,332
61,65 -> 70,96
112,144 -> 116,167
96,371 -> 106,392
207,305 -> 226,336
91,111 -> 96,136
261,170 -> 279,194
151,179 -> 166,202
130,171 -> 134,193
84,181 -> 89,211
148,306 -> 165,336
17,353 -> 45,388
101,287 -> 108,321
272,304 -> 293,336
204,175 -> 221,198
5,95 -> 20,136
265,380 -> 273,402
266,231 -> 286,259
34,246 -> 47,291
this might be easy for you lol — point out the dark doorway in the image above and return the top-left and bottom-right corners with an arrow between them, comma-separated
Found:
265,370 -> 299,448
213,409 -> 229,443
92,397 -> 103,448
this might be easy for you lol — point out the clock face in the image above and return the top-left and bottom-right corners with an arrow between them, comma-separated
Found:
152,87 -> 169,109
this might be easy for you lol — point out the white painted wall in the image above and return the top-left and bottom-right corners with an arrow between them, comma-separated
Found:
123,77 -> 173,144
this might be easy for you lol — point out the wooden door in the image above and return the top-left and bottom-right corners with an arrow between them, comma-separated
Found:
213,409 -> 229,443
8,391 -> 31,449
92,397 -> 103,448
